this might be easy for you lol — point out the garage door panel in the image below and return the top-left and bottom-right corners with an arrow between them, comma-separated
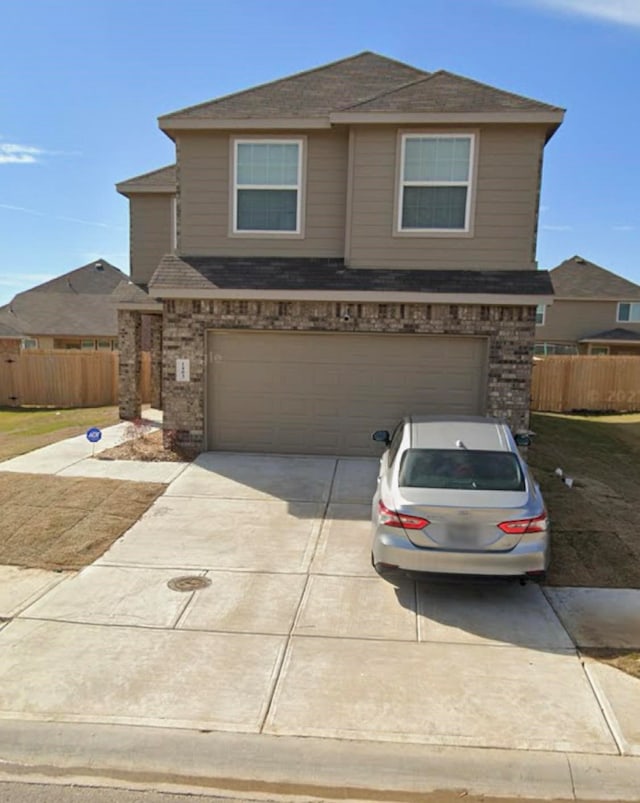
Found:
207,332 -> 486,456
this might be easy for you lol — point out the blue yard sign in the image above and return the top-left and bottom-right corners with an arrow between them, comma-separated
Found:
86,427 -> 102,444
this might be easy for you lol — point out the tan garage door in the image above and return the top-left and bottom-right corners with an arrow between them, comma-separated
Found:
207,331 -> 487,456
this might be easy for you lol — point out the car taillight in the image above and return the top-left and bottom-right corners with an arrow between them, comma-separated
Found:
378,501 -> 429,530
498,511 -> 548,534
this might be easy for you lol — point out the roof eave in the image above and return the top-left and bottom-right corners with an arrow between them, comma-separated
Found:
329,110 -> 565,127
116,182 -> 176,197
158,116 -> 333,133
148,287 -> 553,306
579,337 -> 640,345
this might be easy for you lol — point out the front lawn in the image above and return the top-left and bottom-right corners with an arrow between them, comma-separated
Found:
528,412 -> 640,588
0,472 -> 165,570
0,406 -> 120,462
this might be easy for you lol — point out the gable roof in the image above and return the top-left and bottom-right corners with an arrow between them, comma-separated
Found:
116,164 -> 176,196
0,260 -> 151,338
158,51 -> 563,133
550,255 -> 640,299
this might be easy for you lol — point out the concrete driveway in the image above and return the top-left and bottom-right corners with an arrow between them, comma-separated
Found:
1,452 -> 639,763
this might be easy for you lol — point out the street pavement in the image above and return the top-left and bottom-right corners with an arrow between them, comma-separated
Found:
0,425 -> 639,801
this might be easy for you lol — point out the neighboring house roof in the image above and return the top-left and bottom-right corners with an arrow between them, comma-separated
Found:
116,164 -> 176,196
550,256 -> 640,300
580,328 -> 640,343
158,51 -> 563,132
0,260 -> 151,337
149,255 -> 553,302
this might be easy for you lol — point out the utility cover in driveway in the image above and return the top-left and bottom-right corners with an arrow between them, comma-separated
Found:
207,331 -> 487,455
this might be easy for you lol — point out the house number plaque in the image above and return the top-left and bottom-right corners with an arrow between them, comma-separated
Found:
176,358 -> 190,382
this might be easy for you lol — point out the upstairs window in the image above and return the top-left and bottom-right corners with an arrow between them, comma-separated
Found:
233,140 -> 302,234
399,134 -> 474,232
617,302 -> 640,322
535,305 -> 546,325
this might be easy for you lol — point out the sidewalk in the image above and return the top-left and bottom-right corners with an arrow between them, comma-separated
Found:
0,432 -> 639,801
0,409 -> 188,483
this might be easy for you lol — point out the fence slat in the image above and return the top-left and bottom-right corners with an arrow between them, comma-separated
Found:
531,356 -> 640,413
0,349 -> 151,407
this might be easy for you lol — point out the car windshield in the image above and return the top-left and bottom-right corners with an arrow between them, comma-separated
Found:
398,449 -> 525,491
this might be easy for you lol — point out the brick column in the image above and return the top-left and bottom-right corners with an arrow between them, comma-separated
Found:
149,313 -> 163,410
118,309 -> 142,420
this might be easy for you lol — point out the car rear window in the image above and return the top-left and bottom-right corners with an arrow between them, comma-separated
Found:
398,449 -> 525,491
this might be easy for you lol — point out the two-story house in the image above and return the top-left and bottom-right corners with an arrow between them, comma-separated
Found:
116,52 -> 563,456
535,255 -> 640,355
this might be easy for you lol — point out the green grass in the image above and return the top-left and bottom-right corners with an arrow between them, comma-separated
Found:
0,406 -> 120,461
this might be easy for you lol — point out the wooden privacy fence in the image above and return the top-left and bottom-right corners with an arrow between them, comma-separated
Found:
531,356 -> 640,413
0,349 -> 150,408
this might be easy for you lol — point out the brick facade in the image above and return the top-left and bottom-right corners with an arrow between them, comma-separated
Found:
118,309 -> 142,420
160,299 -> 537,451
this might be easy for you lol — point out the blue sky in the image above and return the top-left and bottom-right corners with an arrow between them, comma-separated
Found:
1,0 -> 639,305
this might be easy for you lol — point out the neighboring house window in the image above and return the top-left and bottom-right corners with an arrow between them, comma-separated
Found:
399,134 -> 474,232
97,340 -> 111,350
233,140 -> 302,233
535,305 -> 546,325
81,340 -> 95,350
21,338 -> 38,349
589,345 -> 610,355
617,302 -> 640,322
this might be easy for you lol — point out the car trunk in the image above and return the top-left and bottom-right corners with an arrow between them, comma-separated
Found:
394,488 -> 531,552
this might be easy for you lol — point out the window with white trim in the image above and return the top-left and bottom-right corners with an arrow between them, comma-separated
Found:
233,140 -> 302,233
617,302 -> 640,322
399,134 -> 474,232
589,346 -> 610,355
535,305 -> 546,325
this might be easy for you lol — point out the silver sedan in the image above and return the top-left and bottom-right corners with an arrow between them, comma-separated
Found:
371,416 -> 549,580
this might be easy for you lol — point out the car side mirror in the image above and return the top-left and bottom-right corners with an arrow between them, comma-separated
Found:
514,433 -> 531,447
372,430 -> 390,445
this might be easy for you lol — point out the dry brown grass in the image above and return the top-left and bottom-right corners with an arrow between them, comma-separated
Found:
0,472 -> 165,570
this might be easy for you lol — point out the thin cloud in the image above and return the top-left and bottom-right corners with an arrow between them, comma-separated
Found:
0,142 -> 44,164
519,0 -> 640,27
0,202 -> 125,230
541,224 -> 574,231
612,224 -> 636,231
0,138 -> 81,164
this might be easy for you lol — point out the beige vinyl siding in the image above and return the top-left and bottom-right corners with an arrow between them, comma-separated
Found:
348,125 -> 546,269
129,195 -> 175,285
179,129 -> 348,257
537,299 -> 640,343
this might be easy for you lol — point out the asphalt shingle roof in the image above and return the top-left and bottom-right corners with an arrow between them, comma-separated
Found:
580,328 -> 640,342
116,165 -> 176,193
149,255 -> 553,297
341,70 -> 563,114
0,260 -> 152,337
160,52 -> 427,121
159,51 -> 560,123
550,256 -> 640,299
